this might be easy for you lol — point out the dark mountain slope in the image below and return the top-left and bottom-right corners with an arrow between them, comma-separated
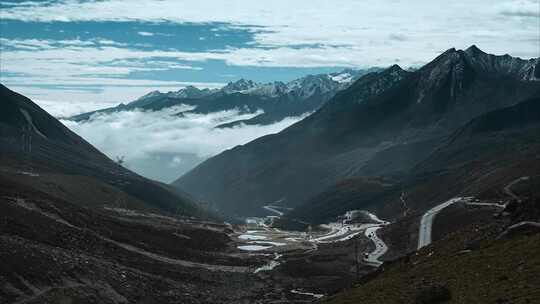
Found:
453,94 -> 540,135
174,47 -> 540,217
414,93 -> 540,175
0,84 -> 204,216
287,92 -> 540,224
0,174 -> 282,303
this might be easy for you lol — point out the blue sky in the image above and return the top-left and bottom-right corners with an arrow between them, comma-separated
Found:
1,0 -> 539,116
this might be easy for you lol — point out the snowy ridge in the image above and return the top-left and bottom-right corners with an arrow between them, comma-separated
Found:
130,68 -> 375,106
220,68 -> 370,99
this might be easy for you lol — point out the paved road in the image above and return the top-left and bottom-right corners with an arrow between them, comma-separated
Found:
363,210 -> 390,225
290,289 -> 325,299
417,197 -> 465,250
417,178 -> 531,251
466,202 -> 506,208
246,207 -> 390,269
363,226 -> 387,266
263,205 -> 285,216
504,176 -> 529,202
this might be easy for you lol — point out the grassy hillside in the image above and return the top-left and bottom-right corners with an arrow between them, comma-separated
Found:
323,198 -> 540,304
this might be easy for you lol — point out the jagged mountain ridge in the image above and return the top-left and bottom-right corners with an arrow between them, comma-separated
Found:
463,45 -> 539,81
69,68 -> 379,126
141,68 -> 375,101
173,46 -> 540,217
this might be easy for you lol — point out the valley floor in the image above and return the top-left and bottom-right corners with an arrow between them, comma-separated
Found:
2,169 -> 540,304
0,173 -> 383,303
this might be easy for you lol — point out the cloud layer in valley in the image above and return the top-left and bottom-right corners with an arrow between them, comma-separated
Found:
61,106 -> 307,182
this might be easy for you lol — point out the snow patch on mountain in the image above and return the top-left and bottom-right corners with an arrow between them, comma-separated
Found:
131,68 -> 374,106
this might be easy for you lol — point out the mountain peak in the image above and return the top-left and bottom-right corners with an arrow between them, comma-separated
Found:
167,85 -> 216,99
377,64 -> 408,81
442,47 -> 458,55
387,64 -> 404,73
182,85 -> 199,91
461,46 -> 538,81
136,90 -> 162,101
465,44 -> 483,55
426,48 -> 464,69
222,78 -> 259,93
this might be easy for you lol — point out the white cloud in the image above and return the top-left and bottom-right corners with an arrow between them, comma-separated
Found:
3,39 -> 533,86
0,40 -> 206,77
0,40 -> 406,107
60,106 -> 307,182
137,31 -> 154,36
32,98 -> 117,118
0,39 -> 225,108
5,81 -> 224,117
1,0 -> 538,112
497,0 -> 540,17
169,156 -> 183,168
1,0 -> 538,61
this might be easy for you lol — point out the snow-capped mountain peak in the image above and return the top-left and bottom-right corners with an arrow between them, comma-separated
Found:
328,68 -> 359,83
137,90 -> 162,100
243,81 -> 289,98
222,78 -> 259,93
167,86 -> 218,99
129,68 -> 380,108
216,69 -> 371,100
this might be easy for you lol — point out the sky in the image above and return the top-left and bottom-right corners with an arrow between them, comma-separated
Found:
1,0 -> 539,182
1,0 -> 539,113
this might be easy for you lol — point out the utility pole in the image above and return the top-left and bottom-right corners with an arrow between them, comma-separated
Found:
27,129 -> 33,174
21,126 -> 32,173
354,236 -> 359,282
175,206 -> 181,235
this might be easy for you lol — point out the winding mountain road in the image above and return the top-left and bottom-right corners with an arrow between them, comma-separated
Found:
242,206 -> 391,271
417,177 -> 532,250
363,226 -> 387,266
504,176 -> 529,202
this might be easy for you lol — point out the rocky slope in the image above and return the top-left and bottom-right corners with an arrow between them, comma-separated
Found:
286,92 -> 540,224
322,196 -> 540,304
0,84 -> 204,216
0,175 -> 280,304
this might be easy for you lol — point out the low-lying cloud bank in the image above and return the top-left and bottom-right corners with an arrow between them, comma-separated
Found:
61,106 -> 307,182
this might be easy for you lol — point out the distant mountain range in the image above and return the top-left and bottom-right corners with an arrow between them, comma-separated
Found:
174,45 -> 540,219
70,68 -> 380,127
